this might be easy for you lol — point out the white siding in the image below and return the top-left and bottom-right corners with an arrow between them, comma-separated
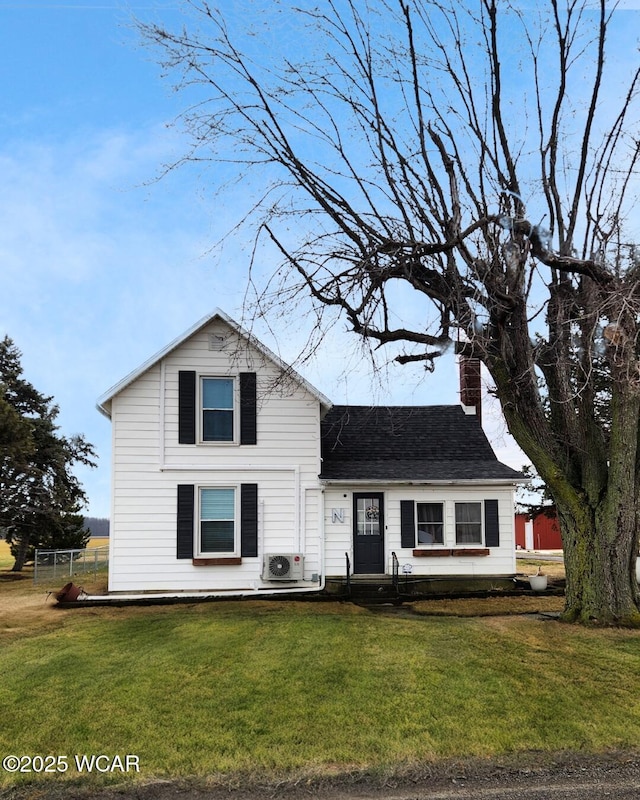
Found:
323,485 -> 517,578
108,319 -> 323,593
106,315 -> 519,593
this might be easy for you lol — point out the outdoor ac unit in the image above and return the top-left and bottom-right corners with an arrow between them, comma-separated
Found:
262,553 -> 304,581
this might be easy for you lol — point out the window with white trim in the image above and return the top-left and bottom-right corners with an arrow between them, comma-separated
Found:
199,487 -> 236,554
416,502 -> 444,544
455,502 -> 482,544
201,377 -> 234,442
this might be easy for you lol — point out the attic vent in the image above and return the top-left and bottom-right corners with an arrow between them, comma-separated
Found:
208,333 -> 226,351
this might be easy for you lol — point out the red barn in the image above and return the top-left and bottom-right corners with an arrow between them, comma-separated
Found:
515,509 -> 563,550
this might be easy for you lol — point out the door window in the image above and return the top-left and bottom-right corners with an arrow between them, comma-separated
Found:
356,496 -> 381,536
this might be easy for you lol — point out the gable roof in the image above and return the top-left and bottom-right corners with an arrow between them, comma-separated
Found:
320,405 -> 523,483
97,309 -> 332,418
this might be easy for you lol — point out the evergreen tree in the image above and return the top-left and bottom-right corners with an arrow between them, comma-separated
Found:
8,511 -> 91,567
0,336 -> 96,571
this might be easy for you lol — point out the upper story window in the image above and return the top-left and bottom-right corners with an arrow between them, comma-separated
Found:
179,371 -> 257,446
202,378 -> 234,442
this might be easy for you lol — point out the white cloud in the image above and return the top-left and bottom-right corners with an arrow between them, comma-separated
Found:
0,124 -> 234,515
0,114 -> 527,514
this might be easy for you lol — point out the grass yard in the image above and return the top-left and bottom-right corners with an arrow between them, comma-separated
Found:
1,589 -> 640,789
0,537 -> 108,570
0,538 -> 13,570
0,538 -> 109,599
516,557 -> 566,580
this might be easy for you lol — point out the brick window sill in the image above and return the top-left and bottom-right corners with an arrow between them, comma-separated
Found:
192,557 -> 242,566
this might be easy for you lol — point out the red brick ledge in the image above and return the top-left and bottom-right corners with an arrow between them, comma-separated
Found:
192,557 -> 242,566
412,548 -> 490,557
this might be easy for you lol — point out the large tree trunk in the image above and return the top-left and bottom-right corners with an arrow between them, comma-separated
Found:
551,380 -> 640,626
10,534 -> 30,572
490,327 -> 640,627
559,501 -> 640,626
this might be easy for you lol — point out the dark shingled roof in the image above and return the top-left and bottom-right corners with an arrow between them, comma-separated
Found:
320,405 -> 523,482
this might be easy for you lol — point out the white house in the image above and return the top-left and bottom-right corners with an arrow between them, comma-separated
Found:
97,310 -> 523,596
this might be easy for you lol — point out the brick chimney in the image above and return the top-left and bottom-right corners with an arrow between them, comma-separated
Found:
459,355 -> 482,425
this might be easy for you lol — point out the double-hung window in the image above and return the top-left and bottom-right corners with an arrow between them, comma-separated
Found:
401,499 -> 499,551
202,377 -> 234,442
199,487 -> 236,554
455,502 -> 483,544
416,503 -> 444,544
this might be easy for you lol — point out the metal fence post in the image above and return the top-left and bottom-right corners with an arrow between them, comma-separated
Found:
33,545 -> 109,586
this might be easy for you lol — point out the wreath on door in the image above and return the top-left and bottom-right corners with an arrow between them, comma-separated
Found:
365,505 -> 379,521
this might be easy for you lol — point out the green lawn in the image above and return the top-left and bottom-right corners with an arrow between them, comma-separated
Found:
1,598 -> 640,788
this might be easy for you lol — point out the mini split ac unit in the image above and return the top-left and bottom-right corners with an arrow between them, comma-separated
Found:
262,553 -> 304,581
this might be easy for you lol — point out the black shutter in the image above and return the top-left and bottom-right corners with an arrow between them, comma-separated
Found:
178,371 -> 196,444
484,499 -> 500,547
240,372 -> 257,445
177,484 -> 195,559
400,500 -> 416,548
240,483 -> 258,557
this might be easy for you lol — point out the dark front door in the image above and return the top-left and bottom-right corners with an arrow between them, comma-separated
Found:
353,493 -> 385,574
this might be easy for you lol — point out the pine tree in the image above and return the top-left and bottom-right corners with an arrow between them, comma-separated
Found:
0,337 -> 96,571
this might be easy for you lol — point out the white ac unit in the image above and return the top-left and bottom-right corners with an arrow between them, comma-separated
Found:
262,553 -> 304,581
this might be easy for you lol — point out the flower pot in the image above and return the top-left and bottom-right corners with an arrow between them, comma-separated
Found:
529,574 -> 548,592
55,582 -> 82,602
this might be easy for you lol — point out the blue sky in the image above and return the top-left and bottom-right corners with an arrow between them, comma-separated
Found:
8,0 -> 629,517
0,0 -> 276,516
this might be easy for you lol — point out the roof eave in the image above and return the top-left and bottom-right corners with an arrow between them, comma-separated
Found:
96,398 -> 112,419
319,477 -> 528,486
96,308 -> 332,419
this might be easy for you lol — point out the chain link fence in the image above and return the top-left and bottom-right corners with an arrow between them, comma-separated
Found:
34,545 -> 109,586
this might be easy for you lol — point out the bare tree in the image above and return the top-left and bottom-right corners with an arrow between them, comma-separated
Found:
140,0 -> 640,625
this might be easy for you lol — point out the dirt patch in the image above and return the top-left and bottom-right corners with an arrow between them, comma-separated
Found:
0,572 -> 60,640
1,751 -> 639,800
0,575 -> 566,639
0,569 -> 108,639
411,594 -> 565,617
